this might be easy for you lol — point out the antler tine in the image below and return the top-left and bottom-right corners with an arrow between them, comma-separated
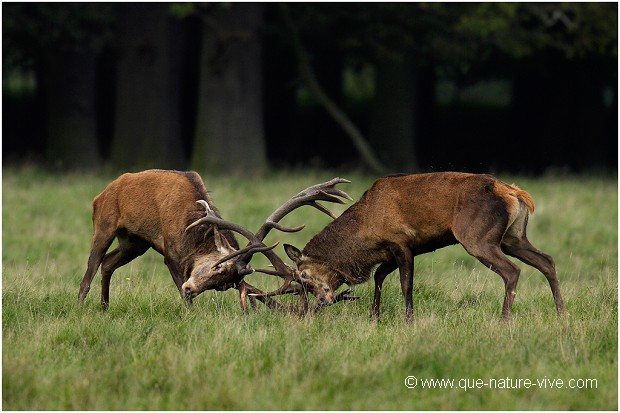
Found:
254,177 -> 352,241
335,288 -> 360,302
263,221 -> 306,233
211,242 -> 280,269
310,289 -> 360,314
307,199 -> 338,220
186,212 -> 287,272
245,267 -> 308,309
238,281 -> 308,315
186,212 -> 256,244
246,274 -> 305,297
251,267 -> 289,277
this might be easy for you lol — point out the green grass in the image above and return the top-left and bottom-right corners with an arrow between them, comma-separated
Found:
3,166 -> 617,410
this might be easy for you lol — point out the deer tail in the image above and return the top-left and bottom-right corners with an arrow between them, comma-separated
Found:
494,181 -> 536,215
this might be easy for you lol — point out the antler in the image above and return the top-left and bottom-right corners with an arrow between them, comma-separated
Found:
236,178 -> 352,297
253,177 -> 353,241
238,177 -> 352,301
310,289 -> 360,314
186,178 -> 352,274
185,178 -> 352,311
237,281 -> 307,315
186,206 -> 306,312
186,205 -> 291,278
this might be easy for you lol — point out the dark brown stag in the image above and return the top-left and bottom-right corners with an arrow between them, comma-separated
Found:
77,169 -> 351,311
281,172 -> 566,321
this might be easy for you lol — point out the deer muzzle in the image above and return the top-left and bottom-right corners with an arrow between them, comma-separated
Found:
316,291 -> 335,306
182,281 -> 197,299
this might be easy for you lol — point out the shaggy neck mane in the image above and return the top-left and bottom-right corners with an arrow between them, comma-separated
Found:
303,203 -> 377,285
181,171 -> 239,254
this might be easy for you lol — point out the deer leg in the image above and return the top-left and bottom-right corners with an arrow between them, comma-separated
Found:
239,283 -> 249,313
462,242 -> 521,319
372,261 -> 397,322
454,197 -> 524,319
238,282 -> 258,313
390,245 -> 414,323
78,231 -> 115,304
502,237 -> 566,316
164,256 -> 191,307
164,257 -> 184,292
100,236 -> 149,310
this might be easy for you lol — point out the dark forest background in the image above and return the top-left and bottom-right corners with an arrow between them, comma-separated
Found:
3,3 -> 618,175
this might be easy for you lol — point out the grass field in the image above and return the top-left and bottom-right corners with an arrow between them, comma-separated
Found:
2,166 -> 617,410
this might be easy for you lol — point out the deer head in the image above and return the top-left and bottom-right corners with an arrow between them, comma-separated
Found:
181,178 -> 354,312
283,244 -> 347,306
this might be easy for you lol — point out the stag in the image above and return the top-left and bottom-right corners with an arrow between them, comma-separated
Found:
77,169 -> 351,311
278,172 -> 566,321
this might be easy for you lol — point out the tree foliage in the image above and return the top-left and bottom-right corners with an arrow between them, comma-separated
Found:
281,3 -> 617,75
3,3 -> 114,70
2,3 -> 617,171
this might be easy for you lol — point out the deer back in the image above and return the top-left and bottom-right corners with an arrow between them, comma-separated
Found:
352,172 -> 532,248
92,170 -> 237,256
301,172 -> 530,280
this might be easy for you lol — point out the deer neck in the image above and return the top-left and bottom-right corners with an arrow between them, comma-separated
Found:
303,209 -> 380,285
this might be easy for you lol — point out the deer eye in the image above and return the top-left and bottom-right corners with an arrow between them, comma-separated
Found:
214,264 -> 222,271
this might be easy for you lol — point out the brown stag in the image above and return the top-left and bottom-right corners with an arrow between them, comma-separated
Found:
77,169 -> 351,311
279,172 -> 566,321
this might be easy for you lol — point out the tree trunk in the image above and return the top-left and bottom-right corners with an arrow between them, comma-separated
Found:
44,52 -> 100,169
279,3 -> 386,174
262,6 -> 298,166
191,3 -> 267,173
110,3 -> 185,170
369,56 -> 418,172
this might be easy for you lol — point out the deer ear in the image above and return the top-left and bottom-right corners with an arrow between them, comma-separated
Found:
284,244 -> 303,265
